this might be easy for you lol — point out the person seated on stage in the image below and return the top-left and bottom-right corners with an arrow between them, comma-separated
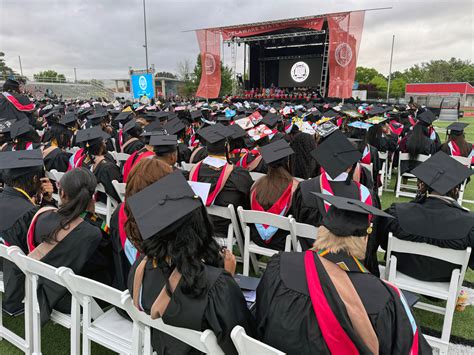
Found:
42,113 -> 74,172
256,193 -> 432,355
27,167 -> 114,324
3,118 -> 41,151
126,171 -> 255,354
376,151 -> 474,282
291,130 -> 379,266
399,109 -> 440,174
189,123 -> 253,239
440,122 -> 474,164
249,140 -> 299,251
163,117 -> 191,163
366,117 -> 398,153
110,158 -> 173,291
75,126 -> 122,203
0,149 -> 55,314
119,118 -> 145,155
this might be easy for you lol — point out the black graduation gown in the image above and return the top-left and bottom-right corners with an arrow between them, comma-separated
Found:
0,92 -> 34,123
371,133 -> 398,153
93,159 -> 123,203
123,139 -> 145,155
105,137 -> 116,152
194,164 -> 253,238
189,146 -> 208,164
178,142 -> 191,163
127,257 -> 256,355
109,205 -> 133,291
376,197 -> 474,282
256,252 -> 432,355
400,133 -> 439,174
43,146 -> 71,173
241,152 -> 268,174
0,187 -> 38,313
30,211 -> 103,324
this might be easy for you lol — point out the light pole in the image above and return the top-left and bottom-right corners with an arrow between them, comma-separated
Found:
386,35 -> 395,102
143,0 -> 149,72
18,56 -> 23,77
74,67 -> 77,83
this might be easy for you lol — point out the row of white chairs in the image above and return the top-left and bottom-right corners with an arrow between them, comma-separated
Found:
0,244 -> 285,355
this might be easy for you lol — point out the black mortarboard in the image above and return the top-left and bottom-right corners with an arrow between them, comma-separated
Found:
75,126 -> 110,146
114,112 -> 133,123
198,123 -> 232,144
0,149 -> 44,179
310,129 -> 361,179
411,151 -> 474,195
143,120 -> 163,134
446,122 -> 468,136
60,112 -> 77,126
311,192 -> 393,236
163,118 -> 185,135
190,110 -> 203,120
77,106 -> 93,117
122,118 -> 137,133
86,111 -> 108,126
323,109 -> 339,118
127,170 -> 202,240
10,119 -> 33,139
150,134 -> 178,154
416,109 -> 436,126
368,106 -> 385,116
0,119 -> 16,133
260,139 -> 294,165
227,124 -> 247,140
261,113 -> 281,128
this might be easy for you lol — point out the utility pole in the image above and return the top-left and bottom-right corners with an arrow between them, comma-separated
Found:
386,35 -> 395,102
18,56 -> 23,76
74,67 -> 77,83
143,0 -> 149,72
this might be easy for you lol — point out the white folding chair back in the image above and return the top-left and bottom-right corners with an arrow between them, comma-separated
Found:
45,169 -> 65,204
231,326 -> 285,355
0,245 -> 33,354
110,151 -> 130,166
385,233 -> 471,354
249,172 -> 265,182
237,207 -> 293,276
180,162 -> 195,171
112,180 -> 126,202
57,267 -> 134,355
121,291 -> 224,355
289,219 -> 318,252
65,147 -> 80,154
378,151 -> 388,194
95,183 -> 117,225
395,153 -> 430,198
451,156 -> 471,205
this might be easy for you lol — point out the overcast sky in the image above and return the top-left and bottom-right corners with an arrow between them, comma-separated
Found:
1,0 -> 473,81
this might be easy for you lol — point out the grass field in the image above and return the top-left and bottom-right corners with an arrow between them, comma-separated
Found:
1,116 -> 474,354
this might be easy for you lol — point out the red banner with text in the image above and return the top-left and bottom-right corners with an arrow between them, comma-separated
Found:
327,11 -> 365,98
195,29 -> 222,99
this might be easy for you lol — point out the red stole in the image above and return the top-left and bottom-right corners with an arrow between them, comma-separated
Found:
67,148 -> 86,171
122,150 -> 155,183
2,92 -> 35,111
189,162 -> 234,206
27,206 -> 58,253
389,120 -> 403,136
361,145 -> 371,165
448,141 -> 461,156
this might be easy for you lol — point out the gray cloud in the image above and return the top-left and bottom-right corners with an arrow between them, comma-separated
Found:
1,0 -> 472,80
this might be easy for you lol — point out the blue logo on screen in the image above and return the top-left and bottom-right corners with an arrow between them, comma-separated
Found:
131,73 -> 154,99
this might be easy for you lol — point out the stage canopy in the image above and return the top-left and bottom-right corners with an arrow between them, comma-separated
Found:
193,10 -> 365,99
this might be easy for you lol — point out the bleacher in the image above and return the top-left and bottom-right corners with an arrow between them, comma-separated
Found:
23,82 -> 115,100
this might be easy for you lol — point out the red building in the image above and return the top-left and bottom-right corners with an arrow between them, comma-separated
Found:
405,82 -> 474,107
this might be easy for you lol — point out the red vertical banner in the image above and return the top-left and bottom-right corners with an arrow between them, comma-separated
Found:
327,11 -> 365,98
195,29 -> 222,99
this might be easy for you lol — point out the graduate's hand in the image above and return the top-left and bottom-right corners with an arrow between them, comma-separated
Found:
40,177 -> 54,201
222,248 -> 236,276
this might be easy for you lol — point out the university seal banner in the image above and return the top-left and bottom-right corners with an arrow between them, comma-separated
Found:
195,29 -> 222,99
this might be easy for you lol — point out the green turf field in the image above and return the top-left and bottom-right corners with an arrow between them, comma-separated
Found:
1,116 -> 474,354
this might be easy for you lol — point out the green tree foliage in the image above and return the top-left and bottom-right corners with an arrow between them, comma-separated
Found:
0,52 -> 19,79
33,70 -> 66,83
355,67 -> 382,84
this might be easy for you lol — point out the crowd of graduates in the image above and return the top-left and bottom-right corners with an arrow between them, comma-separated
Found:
1,76 -> 474,354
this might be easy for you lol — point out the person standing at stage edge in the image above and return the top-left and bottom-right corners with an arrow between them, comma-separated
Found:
189,123 -> 253,238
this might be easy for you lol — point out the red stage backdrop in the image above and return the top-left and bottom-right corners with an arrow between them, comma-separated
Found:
327,11 -> 365,98
196,29 -> 222,99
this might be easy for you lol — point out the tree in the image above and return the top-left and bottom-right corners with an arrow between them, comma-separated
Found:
389,77 -> 407,98
355,67 -> 383,84
369,75 -> 388,98
155,71 -> 177,79
33,70 -> 66,83
0,52 -> 19,80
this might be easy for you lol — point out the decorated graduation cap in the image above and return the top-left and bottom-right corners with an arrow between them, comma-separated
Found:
0,118 -> 16,134
365,116 -> 387,125
10,119 -> 33,139
310,129 -> 362,179
260,139 -> 294,166
416,109 -> 436,126
150,134 -> 178,155
446,122 -> 468,136
316,121 -> 338,138
411,151 -> 474,195
126,170 -> 203,240
163,118 -> 185,135
0,149 -> 44,179
311,192 -> 393,237
75,126 -> 110,147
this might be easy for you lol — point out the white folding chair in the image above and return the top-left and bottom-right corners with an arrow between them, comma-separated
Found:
378,151 -> 388,194
109,151 -> 130,166
231,326 -> 285,355
121,291 -> 224,355
8,247 -> 85,355
249,172 -> 265,182
95,183 -> 118,225
385,233 -> 471,354
451,156 -> 471,205
65,147 -> 80,154
237,207 -> 293,276
395,153 -> 430,198
180,162 -> 195,171
57,267 -> 134,355
206,204 -> 244,262
45,169 -> 65,204
289,218 -> 318,252
112,180 -> 126,202
0,245 -> 33,354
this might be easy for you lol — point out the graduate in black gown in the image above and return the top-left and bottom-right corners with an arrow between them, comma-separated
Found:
163,117 -> 191,163
75,126 -> 123,203
42,113 -> 74,172
120,118 -> 145,155
4,118 -> 41,151
249,140 -> 299,251
366,119 -> 398,153
85,110 -> 117,152
0,149 -> 55,313
27,168 -> 113,324
189,123 -> 253,238
376,151 -> 474,282
126,171 -> 255,354
256,193 -> 432,355
0,79 -> 36,124
440,122 -> 474,161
